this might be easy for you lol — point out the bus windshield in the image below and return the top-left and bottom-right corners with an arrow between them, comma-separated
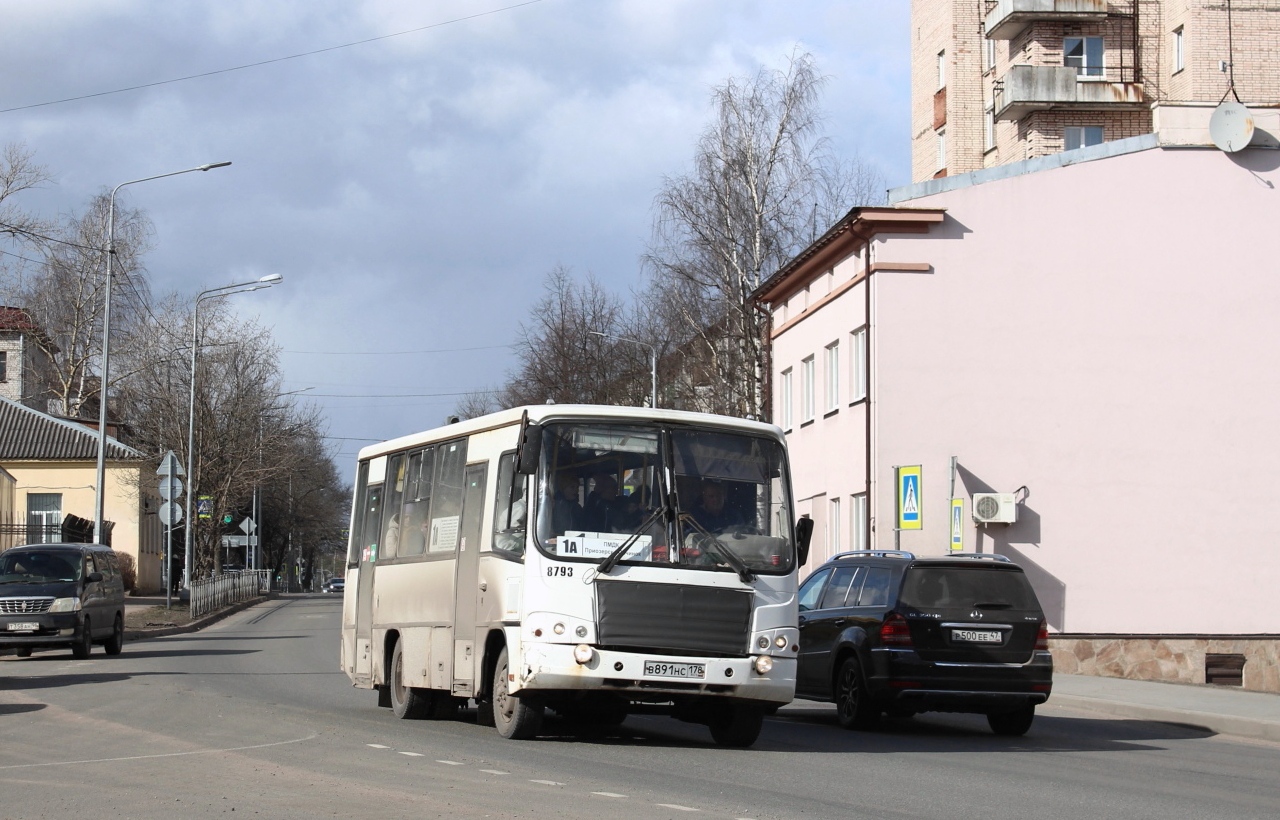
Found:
534,421 -> 794,574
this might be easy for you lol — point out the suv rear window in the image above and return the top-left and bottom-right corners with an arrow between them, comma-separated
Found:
898,566 -> 1038,610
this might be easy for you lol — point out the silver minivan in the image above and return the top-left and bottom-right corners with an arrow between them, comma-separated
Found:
0,543 -> 127,658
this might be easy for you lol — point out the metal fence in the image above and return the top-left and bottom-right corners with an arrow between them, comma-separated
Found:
189,570 -> 271,619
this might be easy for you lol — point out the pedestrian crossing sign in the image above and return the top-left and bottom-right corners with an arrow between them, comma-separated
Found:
897,466 -> 922,531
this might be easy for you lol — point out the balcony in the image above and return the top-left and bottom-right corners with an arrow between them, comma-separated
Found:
993,64 -> 1144,121
983,0 -> 1110,41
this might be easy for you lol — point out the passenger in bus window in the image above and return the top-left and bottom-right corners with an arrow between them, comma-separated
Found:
400,501 -> 430,556
552,472 -> 583,535
582,473 -> 632,532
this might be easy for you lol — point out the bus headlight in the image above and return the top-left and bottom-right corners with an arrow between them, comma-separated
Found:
553,623 -> 566,635
774,635 -> 788,649
753,655 -> 774,675
573,644 -> 594,665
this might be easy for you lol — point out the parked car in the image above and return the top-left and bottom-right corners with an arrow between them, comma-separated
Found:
322,577 -> 345,594
795,551 -> 1052,735
0,543 -> 126,659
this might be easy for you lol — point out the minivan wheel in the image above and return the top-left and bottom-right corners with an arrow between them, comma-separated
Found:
15,647 -> 32,658
834,656 -> 880,730
104,615 -> 124,655
71,618 -> 93,659
987,704 -> 1035,736
389,640 -> 431,719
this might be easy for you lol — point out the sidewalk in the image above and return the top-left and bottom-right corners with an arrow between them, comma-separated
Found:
1050,673 -> 1280,743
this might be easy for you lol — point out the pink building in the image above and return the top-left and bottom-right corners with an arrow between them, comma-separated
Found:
757,134 -> 1280,692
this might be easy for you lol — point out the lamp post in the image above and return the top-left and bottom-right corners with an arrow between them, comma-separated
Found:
589,331 -> 658,409
93,161 -> 232,545
183,274 -> 283,589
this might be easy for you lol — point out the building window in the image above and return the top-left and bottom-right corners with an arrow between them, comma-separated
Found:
936,128 -> 946,170
984,37 -> 996,73
829,496 -> 842,552
1173,27 -> 1184,73
984,105 -> 995,152
849,327 -> 867,402
850,493 -> 867,551
779,368 -> 793,430
801,356 -> 815,423
26,493 -> 62,543
824,341 -> 839,413
937,49 -> 946,89
0,350 -> 6,382
1064,36 -> 1104,78
1065,126 -> 1104,150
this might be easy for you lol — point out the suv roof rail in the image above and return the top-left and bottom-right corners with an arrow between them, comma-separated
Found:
830,550 -> 916,561
942,552 -> 1012,563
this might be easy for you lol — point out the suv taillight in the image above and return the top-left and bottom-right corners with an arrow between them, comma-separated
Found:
1035,621 -> 1049,651
880,613 -> 913,647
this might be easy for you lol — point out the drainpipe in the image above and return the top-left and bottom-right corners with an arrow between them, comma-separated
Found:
864,237 -> 874,550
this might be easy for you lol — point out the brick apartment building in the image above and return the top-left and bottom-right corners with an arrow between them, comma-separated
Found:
913,0 -> 1280,181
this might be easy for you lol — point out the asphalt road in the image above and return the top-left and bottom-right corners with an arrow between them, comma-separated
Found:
2,596 -> 1278,819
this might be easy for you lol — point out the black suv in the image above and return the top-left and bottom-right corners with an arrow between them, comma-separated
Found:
796,551 -> 1052,735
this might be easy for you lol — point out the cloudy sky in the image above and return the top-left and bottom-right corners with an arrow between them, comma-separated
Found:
1,0 -> 910,465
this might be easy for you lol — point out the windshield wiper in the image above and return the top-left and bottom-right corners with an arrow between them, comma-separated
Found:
680,514 -> 755,584
597,505 -> 668,575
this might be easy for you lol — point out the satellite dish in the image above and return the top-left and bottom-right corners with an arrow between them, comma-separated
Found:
1209,101 -> 1255,152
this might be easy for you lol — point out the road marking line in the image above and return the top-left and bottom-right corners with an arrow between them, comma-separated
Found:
399,752 -> 424,757
367,744 -> 390,749
480,769 -> 509,775
0,735 -> 317,771
436,760 -> 465,765
529,779 -> 564,786
656,804 -> 699,812
592,792 -> 627,798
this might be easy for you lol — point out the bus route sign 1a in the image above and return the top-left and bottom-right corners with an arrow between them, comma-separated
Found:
897,466 -> 922,531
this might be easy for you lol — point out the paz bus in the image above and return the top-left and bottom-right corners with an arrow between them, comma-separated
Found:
340,404 -> 813,747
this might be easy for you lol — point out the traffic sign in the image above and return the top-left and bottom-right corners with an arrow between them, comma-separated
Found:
158,502 -> 183,527
157,450 -> 186,478
950,498 -> 964,552
197,496 -> 213,520
158,476 -> 183,501
239,517 -> 256,535
897,466 -> 922,531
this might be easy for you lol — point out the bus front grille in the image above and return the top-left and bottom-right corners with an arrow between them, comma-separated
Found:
596,580 -> 752,657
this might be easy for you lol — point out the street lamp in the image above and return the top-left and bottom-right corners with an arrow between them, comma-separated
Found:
589,331 -> 658,409
183,274 -> 284,589
93,161 -> 232,545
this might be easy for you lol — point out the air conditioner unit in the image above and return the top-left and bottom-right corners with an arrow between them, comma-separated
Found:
972,493 -> 1017,524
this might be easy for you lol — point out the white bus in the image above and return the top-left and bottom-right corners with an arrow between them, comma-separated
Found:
340,405 -> 813,747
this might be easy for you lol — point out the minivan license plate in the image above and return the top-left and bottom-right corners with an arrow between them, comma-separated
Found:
7,622 -> 39,632
952,629 -> 1002,643
644,661 -> 705,679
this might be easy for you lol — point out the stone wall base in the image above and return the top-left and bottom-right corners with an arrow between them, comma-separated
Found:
1049,636 -> 1280,694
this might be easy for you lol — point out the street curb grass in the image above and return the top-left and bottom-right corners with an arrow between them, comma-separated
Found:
123,593 -> 278,642
1050,693 -> 1280,744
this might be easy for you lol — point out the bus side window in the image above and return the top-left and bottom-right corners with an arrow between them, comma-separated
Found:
380,453 -> 405,561
492,452 -> 526,559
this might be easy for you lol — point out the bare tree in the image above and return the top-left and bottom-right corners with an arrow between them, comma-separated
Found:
645,49 -> 883,418
502,266 -> 639,407
453,389 -> 502,420
0,143 -> 52,247
13,193 -> 153,418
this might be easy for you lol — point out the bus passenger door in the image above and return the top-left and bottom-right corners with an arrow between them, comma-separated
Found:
354,481 -> 384,685
451,463 -> 487,697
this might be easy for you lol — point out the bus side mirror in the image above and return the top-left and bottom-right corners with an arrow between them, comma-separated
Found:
515,422 -> 543,475
794,517 -> 813,566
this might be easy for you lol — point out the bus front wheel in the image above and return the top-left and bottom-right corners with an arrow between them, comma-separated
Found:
492,647 -> 542,739
390,640 -> 432,720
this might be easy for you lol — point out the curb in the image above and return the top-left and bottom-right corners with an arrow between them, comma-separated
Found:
1051,693 -> 1280,744
124,593 -> 279,642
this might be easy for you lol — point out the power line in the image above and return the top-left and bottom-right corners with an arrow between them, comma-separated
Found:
284,343 -> 514,355
0,221 -> 102,253
306,389 -> 500,398
0,1 -> 546,115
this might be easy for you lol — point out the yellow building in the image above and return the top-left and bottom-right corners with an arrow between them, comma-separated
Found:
0,396 -> 163,590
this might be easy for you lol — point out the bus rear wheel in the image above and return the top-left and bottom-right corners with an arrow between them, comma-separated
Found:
390,640 -> 432,720
708,703 -> 765,748
492,647 -> 542,739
